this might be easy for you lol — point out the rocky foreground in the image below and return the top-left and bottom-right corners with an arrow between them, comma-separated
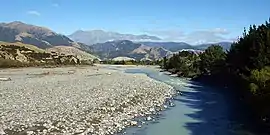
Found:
0,66 -> 175,135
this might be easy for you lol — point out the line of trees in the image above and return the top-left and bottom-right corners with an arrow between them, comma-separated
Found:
161,19 -> 270,128
102,59 -> 162,65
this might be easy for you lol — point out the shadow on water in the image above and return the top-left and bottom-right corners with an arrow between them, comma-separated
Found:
122,67 -> 260,135
179,84 -> 234,135
181,82 -> 264,135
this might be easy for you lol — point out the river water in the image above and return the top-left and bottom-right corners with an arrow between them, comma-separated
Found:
119,67 -> 258,135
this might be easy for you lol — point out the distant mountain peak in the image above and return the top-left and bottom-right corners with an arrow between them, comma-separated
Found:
73,30 -> 84,33
8,21 -> 25,25
115,40 -> 133,44
89,29 -> 106,33
68,30 -> 161,45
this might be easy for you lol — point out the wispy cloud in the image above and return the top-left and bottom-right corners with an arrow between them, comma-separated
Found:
210,28 -> 229,35
144,29 -> 185,37
144,28 -> 233,45
181,28 -> 230,44
52,3 -> 59,7
27,10 -> 41,16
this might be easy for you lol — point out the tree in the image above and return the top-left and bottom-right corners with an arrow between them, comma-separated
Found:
161,51 -> 200,77
227,20 -> 270,76
199,45 -> 226,75
226,19 -> 270,125
160,19 -> 270,127
161,57 -> 168,69
249,66 -> 270,94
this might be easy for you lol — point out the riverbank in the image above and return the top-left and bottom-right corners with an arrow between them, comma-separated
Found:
0,65 -> 175,135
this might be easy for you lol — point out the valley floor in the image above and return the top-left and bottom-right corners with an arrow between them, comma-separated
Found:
0,65 -> 174,135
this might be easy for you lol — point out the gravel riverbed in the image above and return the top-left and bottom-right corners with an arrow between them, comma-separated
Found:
0,66 -> 175,135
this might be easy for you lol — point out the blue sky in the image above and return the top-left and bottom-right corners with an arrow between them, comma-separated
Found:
0,0 -> 269,44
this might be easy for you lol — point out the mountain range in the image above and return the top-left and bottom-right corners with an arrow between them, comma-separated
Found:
89,40 -> 232,60
194,42 -> 232,51
0,21 -> 233,61
139,41 -> 232,51
91,40 -> 173,60
68,30 -> 232,52
68,30 -> 161,45
0,21 -> 97,60
0,21 -> 76,48
139,42 -> 194,52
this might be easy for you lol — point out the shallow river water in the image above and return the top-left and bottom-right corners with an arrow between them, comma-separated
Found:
119,67 -> 258,135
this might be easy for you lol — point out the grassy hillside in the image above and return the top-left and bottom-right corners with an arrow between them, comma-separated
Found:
0,42 -> 97,68
0,41 -> 45,53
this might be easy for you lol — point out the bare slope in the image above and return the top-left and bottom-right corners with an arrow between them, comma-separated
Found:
0,21 -> 75,48
47,46 -> 100,61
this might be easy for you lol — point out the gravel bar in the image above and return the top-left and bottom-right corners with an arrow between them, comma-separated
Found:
0,66 -> 175,135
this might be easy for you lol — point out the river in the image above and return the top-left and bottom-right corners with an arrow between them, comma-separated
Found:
115,66 -> 259,135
